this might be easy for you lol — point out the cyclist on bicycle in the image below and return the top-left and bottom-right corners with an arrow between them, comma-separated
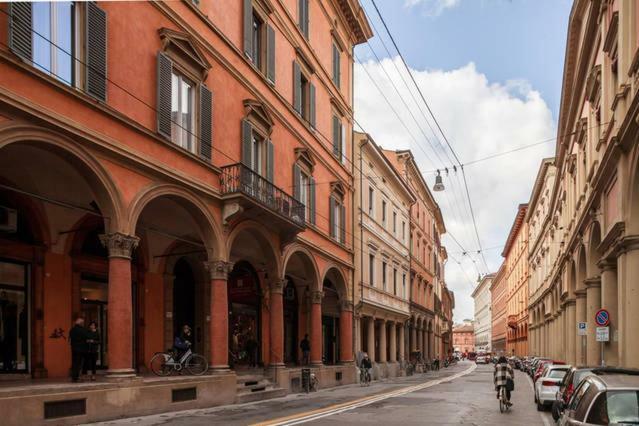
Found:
494,355 -> 514,406
174,324 -> 192,359
360,352 -> 372,382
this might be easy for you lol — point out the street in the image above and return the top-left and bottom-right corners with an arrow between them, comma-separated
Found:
93,362 -> 552,425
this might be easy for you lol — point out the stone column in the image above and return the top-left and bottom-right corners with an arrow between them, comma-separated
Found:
398,323 -> 405,362
599,260 -> 618,366
616,239 -> 639,368
100,232 -> 139,379
269,278 -> 286,367
310,290 -> 323,365
339,301 -> 354,363
367,316 -> 375,362
565,300 -> 576,365
389,322 -> 397,362
585,277 -> 602,366
417,326 -> 423,354
411,324 -> 417,352
205,260 -> 232,370
379,319 -> 387,363
575,291 -> 587,366
422,329 -> 428,358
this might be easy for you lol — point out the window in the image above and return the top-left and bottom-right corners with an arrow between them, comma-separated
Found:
368,187 -> 374,216
243,0 -> 276,83
329,189 -> 345,244
298,0 -> 309,39
382,262 -> 387,291
369,254 -> 375,286
402,273 -> 406,298
393,268 -> 397,295
294,61 -> 316,126
382,200 -> 387,225
32,1 -> 73,85
587,391 -> 639,425
393,211 -> 397,235
332,114 -> 346,163
241,101 -> 275,180
332,42 -> 341,88
171,72 -> 195,152
402,221 -> 406,241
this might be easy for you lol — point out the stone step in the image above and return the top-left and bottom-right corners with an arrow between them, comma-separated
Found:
236,386 -> 287,404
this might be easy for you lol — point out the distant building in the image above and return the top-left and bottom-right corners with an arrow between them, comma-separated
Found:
491,264 -> 508,355
453,321 -> 475,354
472,274 -> 494,352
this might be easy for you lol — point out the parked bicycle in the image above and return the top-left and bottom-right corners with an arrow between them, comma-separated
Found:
150,347 -> 208,376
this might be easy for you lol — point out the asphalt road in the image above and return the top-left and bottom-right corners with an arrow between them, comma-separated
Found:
92,361 -> 555,426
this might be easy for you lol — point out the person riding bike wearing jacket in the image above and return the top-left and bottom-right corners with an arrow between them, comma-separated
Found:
494,355 -> 514,405
174,325 -> 192,359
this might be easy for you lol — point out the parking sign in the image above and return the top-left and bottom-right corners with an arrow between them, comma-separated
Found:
577,322 -> 587,336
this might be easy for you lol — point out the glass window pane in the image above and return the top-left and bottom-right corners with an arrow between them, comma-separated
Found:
606,391 -> 639,424
0,287 -> 27,371
55,2 -> 73,85
181,79 -> 193,151
32,2 -> 52,74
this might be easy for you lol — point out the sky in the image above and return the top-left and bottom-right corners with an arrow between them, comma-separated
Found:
353,0 -> 573,322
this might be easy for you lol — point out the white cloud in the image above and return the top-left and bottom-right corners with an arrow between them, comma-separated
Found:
354,57 -> 555,321
404,0 -> 461,16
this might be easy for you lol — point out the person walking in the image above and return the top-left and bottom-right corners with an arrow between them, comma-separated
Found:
83,321 -> 100,381
494,355 -> 514,405
300,334 -> 310,365
69,317 -> 88,382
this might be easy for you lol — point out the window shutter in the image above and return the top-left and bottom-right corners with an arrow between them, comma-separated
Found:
293,61 -> 302,114
86,2 -> 107,101
199,85 -> 213,161
243,0 -> 253,58
266,139 -> 274,182
8,2 -> 32,61
293,164 -> 301,201
156,52 -> 173,139
266,24 -> 276,84
298,0 -> 308,38
332,115 -> 340,156
332,43 -> 340,88
241,119 -> 253,168
309,83 -> 316,128
309,176 -> 316,225
329,196 -> 335,238
341,123 -> 346,164
340,204 -> 346,244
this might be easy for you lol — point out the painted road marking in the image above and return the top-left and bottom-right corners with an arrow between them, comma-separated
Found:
252,363 -> 477,426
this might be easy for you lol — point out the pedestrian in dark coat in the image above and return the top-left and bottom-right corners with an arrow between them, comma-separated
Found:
69,317 -> 88,382
494,355 -> 514,402
82,321 -> 100,381
300,334 -> 311,365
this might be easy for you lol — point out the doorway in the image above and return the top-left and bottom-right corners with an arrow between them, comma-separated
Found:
283,278 -> 298,364
228,262 -> 261,368
173,258 -> 196,352
0,260 -> 29,373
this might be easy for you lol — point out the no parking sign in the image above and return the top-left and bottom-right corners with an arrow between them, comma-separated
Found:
595,309 -> 610,327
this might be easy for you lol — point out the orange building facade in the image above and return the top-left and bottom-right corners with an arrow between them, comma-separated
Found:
452,323 -> 475,354
490,264 -> 507,354
0,0 -> 371,422
503,204 -> 529,357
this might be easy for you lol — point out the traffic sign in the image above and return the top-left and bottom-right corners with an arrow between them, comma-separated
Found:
595,309 -> 610,326
596,326 -> 610,342
577,322 -> 587,335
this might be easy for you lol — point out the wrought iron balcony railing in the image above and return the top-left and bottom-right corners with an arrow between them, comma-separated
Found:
220,163 -> 305,227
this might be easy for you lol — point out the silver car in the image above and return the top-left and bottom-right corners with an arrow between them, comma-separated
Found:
558,371 -> 639,425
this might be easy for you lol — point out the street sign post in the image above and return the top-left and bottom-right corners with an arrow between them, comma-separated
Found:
577,322 -> 587,336
595,309 -> 610,327
596,327 -> 609,342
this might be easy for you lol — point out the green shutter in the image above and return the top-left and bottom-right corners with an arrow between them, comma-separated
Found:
332,115 -> 340,156
8,2 -> 32,61
332,43 -> 340,88
156,52 -> 173,139
309,83 -> 316,128
243,0 -> 253,58
341,123 -> 346,164
309,176 -> 316,225
266,139 -> 274,182
293,61 -> 302,114
293,164 -> 301,201
340,205 -> 346,244
329,197 -> 336,238
266,24 -> 276,84
298,0 -> 308,38
86,2 -> 107,101
199,85 -> 213,161
241,119 -> 253,167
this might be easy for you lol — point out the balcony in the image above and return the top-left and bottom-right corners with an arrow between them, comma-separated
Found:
361,283 -> 410,315
220,163 -> 306,238
507,315 -> 518,329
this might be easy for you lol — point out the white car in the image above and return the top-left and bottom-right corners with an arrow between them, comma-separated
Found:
476,355 -> 487,364
535,364 -> 571,411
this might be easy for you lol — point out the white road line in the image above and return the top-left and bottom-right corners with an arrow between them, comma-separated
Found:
269,364 -> 478,426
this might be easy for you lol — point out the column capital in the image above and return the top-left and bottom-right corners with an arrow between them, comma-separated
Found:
310,290 -> 323,304
597,259 -> 617,271
99,233 -> 139,259
575,289 -> 587,297
204,260 -> 234,280
615,235 -> 639,255
339,300 -> 354,313
584,276 -> 601,288
270,278 -> 287,294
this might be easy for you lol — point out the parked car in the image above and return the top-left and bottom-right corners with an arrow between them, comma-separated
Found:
551,367 -> 596,421
529,357 -> 549,377
558,369 -> 639,425
535,364 -> 571,411
476,354 -> 489,364
467,352 -> 477,361
535,360 -> 565,383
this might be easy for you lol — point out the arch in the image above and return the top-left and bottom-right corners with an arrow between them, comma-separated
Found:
226,220 -> 281,278
576,245 -> 588,290
627,142 -> 639,233
0,123 -> 124,233
586,221 -> 602,277
128,183 -> 224,260
321,264 -> 349,300
0,180 -> 50,246
281,244 -> 320,288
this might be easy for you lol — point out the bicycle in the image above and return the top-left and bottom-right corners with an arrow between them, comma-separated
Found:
359,367 -> 371,386
150,347 -> 208,376
498,385 -> 511,413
